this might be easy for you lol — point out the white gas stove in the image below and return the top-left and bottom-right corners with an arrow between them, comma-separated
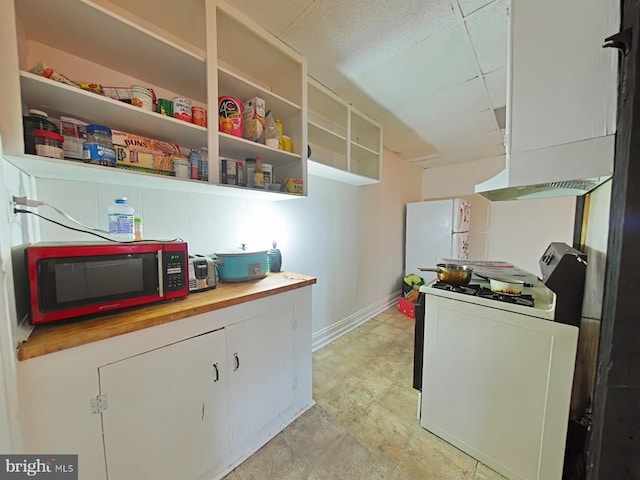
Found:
417,259 -> 578,480
420,271 -> 556,320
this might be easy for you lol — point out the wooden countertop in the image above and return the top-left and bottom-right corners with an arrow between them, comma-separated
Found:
17,272 -> 316,361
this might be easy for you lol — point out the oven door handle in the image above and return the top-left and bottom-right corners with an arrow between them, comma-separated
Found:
157,250 -> 164,297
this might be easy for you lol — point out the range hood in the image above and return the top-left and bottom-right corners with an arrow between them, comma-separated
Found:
475,134 -> 615,201
473,0 -> 618,202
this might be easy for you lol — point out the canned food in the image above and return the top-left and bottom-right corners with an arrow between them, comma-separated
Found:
173,155 -> 191,179
192,107 -> 207,127
218,96 -> 242,137
173,96 -> 192,122
157,98 -> 173,116
131,85 -> 153,111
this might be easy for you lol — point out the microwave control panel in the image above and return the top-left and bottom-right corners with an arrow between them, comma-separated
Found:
164,250 -> 187,292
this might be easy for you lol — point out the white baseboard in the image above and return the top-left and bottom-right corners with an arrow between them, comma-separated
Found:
311,290 -> 401,351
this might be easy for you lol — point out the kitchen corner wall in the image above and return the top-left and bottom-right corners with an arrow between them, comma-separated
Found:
3,148 -> 422,349
422,157 -> 576,275
570,180 -> 611,416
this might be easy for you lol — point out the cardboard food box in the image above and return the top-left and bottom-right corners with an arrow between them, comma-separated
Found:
111,130 -> 183,157
115,146 -> 174,172
116,164 -> 175,176
282,177 -> 304,195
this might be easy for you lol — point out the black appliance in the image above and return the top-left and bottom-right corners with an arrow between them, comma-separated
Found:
539,242 -> 587,328
412,291 -> 425,391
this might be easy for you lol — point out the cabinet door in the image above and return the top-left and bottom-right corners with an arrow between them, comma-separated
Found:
226,305 -> 295,451
99,329 -> 229,480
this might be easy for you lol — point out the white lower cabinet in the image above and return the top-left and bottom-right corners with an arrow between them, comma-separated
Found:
100,329 -> 229,480
16,287 -> 313,480
226,306 -> 295,452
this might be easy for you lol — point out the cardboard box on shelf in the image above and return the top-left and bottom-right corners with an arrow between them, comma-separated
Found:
115,146 -> 174,172
282,177 -> 304,195
111,130 -> 183,157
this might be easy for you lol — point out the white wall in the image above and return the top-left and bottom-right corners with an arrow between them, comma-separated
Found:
571,179 -> 611,415
421,156 -> 505,200
4,148 -> 422,345
472,195 -> 576,275
422,157 -> 576,275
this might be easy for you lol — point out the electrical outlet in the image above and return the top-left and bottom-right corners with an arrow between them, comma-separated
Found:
6,191 -> 18,223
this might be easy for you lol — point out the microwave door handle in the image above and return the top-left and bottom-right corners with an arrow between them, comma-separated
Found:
157,250 -> 164,297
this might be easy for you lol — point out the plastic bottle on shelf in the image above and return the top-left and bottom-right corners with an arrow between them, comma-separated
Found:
275,119 -> 283,149
189,148 -> 199,179
198,147 -> 209,181
83,124 -> 116,166
134,215 -> 144,241
264,111 -> 279,149
108,197 -> 135,241
253,155 -> 264,188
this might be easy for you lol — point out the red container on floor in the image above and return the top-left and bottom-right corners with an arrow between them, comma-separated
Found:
397,297 -> 416,319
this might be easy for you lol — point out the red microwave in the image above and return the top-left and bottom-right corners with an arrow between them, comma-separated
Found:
26,241 -> 189,325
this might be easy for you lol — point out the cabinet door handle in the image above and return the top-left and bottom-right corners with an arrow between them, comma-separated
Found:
234,353 -> 240,371
212,363 -> 219,382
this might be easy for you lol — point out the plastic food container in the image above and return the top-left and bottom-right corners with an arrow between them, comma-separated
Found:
83,124 -> 116,166
281,135 -> 292,152
34,130 -> 64,159
23,109 -> 58,155
173,156 -> 191,179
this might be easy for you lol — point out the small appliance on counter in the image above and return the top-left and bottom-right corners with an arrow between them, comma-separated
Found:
26,241 -> 188,325
212,244 -> 268,283
188,254 -> 217,292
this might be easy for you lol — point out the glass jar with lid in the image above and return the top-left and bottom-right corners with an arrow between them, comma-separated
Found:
83,124 -> 116,166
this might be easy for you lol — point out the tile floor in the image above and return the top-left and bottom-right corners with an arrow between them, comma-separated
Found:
223,307 -> 506,480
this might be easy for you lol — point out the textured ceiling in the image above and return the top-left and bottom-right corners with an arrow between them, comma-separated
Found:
231,0 -> 509,169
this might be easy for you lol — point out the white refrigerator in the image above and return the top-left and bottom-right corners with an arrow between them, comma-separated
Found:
405,199 -> 471,281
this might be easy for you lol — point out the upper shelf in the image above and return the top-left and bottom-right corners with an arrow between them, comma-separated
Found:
218,67 -> 301,122
219,133 -> 301,168
307,160 -> 379,186
20,72 -> 208,150
308,122 -> 347,154
15,0 -> 207,101
5,154 -> 302,201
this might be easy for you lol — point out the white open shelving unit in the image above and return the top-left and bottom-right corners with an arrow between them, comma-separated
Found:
3,0 -> 307,199
307,77 -> 382,185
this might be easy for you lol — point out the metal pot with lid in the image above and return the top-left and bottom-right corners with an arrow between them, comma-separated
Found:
212,243 -> 268,283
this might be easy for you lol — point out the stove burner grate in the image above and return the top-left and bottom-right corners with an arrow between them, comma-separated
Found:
431,282 -> 535,307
